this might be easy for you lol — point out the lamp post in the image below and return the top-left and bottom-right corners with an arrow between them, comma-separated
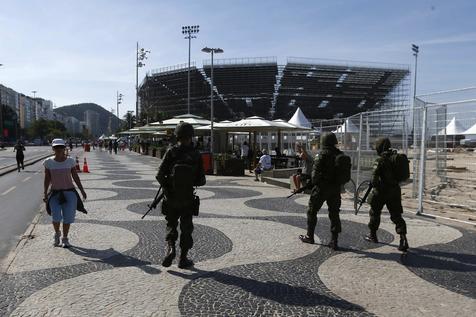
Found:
136,42 -> 150,124
116,91 -> 123,119
202,47 -> 224,171
182,25 -> 199,114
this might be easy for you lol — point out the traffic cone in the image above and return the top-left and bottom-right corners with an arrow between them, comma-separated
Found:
75,156 -> 82,173
83,157 -> 90,173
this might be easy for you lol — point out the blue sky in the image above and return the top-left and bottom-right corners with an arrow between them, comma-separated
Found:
0,0 -> 475,117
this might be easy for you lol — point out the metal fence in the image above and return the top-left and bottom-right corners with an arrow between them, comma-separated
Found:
313,87 -> 476,214
413,87 -> 476,213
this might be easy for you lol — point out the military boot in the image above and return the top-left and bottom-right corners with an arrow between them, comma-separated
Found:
162,241 -> 176,267
364,231 -> 379,243
299,234 -> 315,244
328,232 -> 338,251
178,249 -> 194,269
398,234 -> 409,251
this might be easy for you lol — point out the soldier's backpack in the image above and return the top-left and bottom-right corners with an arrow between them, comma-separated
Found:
389,152 -> 410,182
335,153 -> 352,185
169,147 -> 199,200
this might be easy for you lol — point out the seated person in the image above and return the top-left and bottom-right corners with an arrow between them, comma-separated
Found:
254,149 -> 272,181
292,143 -> 313,192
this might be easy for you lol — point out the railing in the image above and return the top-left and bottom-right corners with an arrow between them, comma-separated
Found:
203,56 -> 277,66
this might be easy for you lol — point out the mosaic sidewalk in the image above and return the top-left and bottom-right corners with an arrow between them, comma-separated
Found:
0,150 -> 475,316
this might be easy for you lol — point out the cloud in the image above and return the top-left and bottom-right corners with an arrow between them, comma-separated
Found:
420,32 -> 476,45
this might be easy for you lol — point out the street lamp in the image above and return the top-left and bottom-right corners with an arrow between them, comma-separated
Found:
202,47 -> 224,171
182,25 -> 199,114
116,91 -> 123,119
136,42 -> 150,123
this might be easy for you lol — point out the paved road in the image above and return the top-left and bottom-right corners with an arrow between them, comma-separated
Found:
0,147 -> 82,268
0,146 -> 52,171
0,160 -> 45,266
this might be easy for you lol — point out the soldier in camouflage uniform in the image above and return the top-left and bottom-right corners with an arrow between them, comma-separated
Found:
156,122 -> 206,268
365,137 -> 409,251
299,132 -> 342,250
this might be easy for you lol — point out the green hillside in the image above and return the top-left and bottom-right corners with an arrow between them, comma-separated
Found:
54,103 -> 122,136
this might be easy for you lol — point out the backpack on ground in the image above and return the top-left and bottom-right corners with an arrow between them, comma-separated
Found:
389,152 -> 410,182
335,153 -> 352,185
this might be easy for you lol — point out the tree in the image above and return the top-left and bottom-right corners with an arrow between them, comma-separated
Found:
122,111 -> 136,130
27,119 -> 66,141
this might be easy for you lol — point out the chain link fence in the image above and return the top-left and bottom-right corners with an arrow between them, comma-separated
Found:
312,87 -> 476,215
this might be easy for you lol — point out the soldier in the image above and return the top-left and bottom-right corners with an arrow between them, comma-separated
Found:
299,132 -> 343,250
156,122 -> 206,268
365,138 -> 409,251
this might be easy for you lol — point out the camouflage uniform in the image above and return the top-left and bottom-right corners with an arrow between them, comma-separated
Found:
156,123 -> 206,267
301,133 -> 342,249
366,138 -> 408,250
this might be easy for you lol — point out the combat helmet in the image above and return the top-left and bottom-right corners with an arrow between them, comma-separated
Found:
320,132 -> 338,148
175,122 -> 194,139
375,137 -> 391,155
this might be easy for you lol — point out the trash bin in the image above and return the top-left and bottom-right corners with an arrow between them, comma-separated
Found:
201,152 -> 213,175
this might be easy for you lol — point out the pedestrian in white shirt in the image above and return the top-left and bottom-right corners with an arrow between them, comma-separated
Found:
254,149 -> 272,181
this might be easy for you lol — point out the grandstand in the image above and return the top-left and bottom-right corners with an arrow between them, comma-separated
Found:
138,57 -> 410,123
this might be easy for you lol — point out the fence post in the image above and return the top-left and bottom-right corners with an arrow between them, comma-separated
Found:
417,105 -> 427,215
356,113 -> 363,188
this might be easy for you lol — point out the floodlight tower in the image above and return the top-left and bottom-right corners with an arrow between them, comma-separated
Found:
136,42 -> 150,124
182,25 -> 200,114
116,91 -> 123,119
412,44 -> 419,100
202,47 -> 224,169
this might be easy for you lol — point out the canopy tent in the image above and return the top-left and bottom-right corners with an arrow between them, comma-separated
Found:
117,125 -> 160,135
332,118 -> 359,134
463,122 -> 476,138
150,114 -> 211,127
288,107 -> 312,128
438,117 -> 465,136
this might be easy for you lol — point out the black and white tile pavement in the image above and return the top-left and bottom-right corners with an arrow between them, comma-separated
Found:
0,150 -> 474,316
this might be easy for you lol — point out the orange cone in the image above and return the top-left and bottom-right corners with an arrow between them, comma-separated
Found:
75,156 -> 82,173
83,157 -> 90,173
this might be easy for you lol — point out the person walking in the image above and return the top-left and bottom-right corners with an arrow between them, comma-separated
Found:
156,122 -> 206,269
365,138 -> 409,251
113,140 -> 118,154
43,139 -> 87,248
299,133 -> 345,250
108,140 -> 113,154
13,140 -> 26,172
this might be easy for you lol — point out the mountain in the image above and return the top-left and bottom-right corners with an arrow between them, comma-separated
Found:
54,103 -> 122,136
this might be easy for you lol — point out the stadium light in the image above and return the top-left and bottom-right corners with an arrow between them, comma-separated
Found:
202,47 -> 224,172
135,42 -> 150,125
182,25 -> 200,114
116,92 -> 124,119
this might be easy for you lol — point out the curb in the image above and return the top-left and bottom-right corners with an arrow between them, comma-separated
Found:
0,207 -> 44,274
0,154 -> 52,176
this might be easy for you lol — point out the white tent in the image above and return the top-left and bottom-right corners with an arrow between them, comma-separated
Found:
333,119 -> 359,134
288,107 -> 312,128
463,122 -> 476,138
438,117 -> 465,136
150,114 -> 211,127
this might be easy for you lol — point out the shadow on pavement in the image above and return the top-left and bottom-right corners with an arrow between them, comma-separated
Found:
68,245 -> 161,274
167,267 -> 366,311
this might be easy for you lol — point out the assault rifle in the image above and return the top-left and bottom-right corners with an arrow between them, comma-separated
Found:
355,183 -> 373,215
142,186 -> 164,219
287,183 -> 312,199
